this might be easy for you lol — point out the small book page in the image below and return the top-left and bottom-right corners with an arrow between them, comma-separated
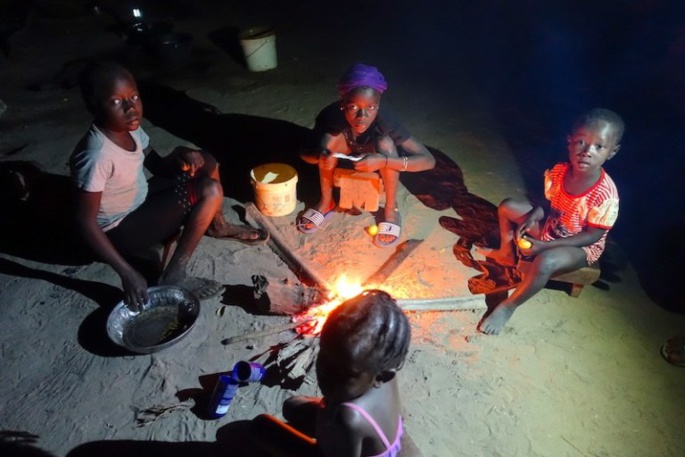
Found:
331,153 -> 363,162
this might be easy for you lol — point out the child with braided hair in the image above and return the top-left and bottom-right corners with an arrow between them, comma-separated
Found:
252,290 -> 420,457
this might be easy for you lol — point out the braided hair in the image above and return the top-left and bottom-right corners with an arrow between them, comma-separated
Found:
320,290 -> 411,374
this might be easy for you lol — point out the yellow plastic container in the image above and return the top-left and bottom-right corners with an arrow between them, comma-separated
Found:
250,163 -> 298,216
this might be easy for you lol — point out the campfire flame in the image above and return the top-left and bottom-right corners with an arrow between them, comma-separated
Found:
294,274 -> 364,336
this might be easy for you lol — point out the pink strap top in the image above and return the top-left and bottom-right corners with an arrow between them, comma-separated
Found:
340,402 -> 403,457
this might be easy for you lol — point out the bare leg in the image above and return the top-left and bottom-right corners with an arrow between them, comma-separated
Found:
203,162 -> 265,242
476,197 -> 537,266
160,175 -> 223,284
479,246 -> 587,335
250,414 -> 318,457
282,396 -> 322,437
316,158 -> 338,213
377,136 -> 400,243
297,136 -> 348,231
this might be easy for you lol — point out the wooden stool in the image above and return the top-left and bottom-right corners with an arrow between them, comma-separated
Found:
333,169 -> 384,212
516,259 -> 601,298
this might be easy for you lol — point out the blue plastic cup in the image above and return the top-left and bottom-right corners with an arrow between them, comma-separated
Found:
232,361 -> 266,383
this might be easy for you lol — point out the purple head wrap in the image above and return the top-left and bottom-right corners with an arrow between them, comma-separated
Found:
337,63 -> 388,98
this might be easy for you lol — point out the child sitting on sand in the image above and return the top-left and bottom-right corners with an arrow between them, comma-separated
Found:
252,290 -> 419,457
298,63 -> 435,248
70,61 -> 268,308
478,108 -> 623,335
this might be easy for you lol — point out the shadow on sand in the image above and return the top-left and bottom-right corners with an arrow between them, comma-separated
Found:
0,161 -> 92,265
138,80 -> 322,206
64,420 -> 288,457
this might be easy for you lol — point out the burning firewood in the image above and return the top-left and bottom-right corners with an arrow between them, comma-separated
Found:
362,239 -> 423,286
252,275 -> 329,315
283,342 -> 318,382
221,319 -> 314,345
253,337 -> 319,387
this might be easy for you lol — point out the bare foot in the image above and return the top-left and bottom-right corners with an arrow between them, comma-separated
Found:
297,201 -> 336,232
475,246 -> 517,267
159,266 -> 186,286
478,303 -> 517,335
376,207 -> 400,245
206,223 -> 269,245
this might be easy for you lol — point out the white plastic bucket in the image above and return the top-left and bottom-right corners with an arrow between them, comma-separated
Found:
250,163 -> 298,216
239,26 -> 277,72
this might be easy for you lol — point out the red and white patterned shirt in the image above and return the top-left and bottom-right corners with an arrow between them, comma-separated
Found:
541,162 -> 619,264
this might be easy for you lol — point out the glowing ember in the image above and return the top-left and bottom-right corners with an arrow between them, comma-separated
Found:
294,274 -> 364,336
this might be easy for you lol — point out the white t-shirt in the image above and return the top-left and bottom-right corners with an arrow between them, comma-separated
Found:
70,124 -> 150,231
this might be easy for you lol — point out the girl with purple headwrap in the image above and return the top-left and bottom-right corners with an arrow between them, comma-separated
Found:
299,63 -> 435,247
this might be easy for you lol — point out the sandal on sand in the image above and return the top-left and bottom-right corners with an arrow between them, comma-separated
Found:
661,336 -> 685,367
178,277 -> 225,301
373,213 -> 402,248
208,226 -> 270,246
297,208 -> 335,234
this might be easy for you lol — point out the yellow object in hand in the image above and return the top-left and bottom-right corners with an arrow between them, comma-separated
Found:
367,225 -> 379,236
517,238 -> 532,250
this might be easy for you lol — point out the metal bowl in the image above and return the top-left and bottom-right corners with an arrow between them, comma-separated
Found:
106,286 -> 200,354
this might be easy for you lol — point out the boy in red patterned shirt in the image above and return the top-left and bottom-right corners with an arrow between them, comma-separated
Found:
478,108 -> 623,335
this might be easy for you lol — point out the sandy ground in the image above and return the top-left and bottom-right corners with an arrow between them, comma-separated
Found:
1,2 -> 685,456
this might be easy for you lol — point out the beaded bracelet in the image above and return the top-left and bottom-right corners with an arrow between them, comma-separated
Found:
400,156 -> 409,172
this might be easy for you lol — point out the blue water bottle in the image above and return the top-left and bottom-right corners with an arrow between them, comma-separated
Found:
207,374 -> 239,418
232,361 -> 266,383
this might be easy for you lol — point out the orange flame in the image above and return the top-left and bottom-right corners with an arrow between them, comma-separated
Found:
295,274 -> 364,336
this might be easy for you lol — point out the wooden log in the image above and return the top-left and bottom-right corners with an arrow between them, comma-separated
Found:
277,337 -> 315,363
362,239 -> 424,287
397,296 -> 487,311
245,202 -> 333,292
252,275 -> 329,315
285,345 -> 317,380
221,319 -> 313,345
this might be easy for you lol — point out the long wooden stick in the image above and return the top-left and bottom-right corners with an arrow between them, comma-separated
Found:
221,319 -> 313,345
362,239 -> 424,287
221,295 -> 485,345
245,202 -> 333,292
397,296 -> 487,311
